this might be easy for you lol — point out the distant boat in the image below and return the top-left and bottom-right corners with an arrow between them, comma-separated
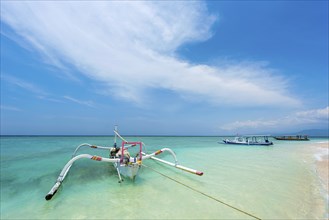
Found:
222,135 -> 273,146
273,135 -> 309,141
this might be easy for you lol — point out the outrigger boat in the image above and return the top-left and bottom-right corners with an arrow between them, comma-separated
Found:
273,135 -> 309,141
45,126 -> 203,200
222,135 -> 273,146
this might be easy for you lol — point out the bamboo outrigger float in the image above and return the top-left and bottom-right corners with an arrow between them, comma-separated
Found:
45,126 -> 203,200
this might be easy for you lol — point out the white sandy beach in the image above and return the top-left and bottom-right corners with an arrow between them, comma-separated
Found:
315,142 -> 329,198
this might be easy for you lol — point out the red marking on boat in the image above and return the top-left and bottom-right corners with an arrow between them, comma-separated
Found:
155,150 -> 162,155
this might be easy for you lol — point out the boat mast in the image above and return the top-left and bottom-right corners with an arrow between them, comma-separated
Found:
114,125 -> 118,147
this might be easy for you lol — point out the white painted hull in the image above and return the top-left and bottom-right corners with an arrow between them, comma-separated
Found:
223,139 -> 273,146
114,162 -> 141,180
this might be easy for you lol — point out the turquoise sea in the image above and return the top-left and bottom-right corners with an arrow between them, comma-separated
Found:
1,136 -> 328,219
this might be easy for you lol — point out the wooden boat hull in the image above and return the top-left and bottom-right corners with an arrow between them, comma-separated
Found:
273,136 -> 309,141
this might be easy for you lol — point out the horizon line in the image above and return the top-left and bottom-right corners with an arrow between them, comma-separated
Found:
1,134 -> 328,137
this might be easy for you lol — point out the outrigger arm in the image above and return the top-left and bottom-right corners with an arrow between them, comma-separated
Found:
45,154 -> 119,200
71,143 -> 113,158
142,148 -> 203,176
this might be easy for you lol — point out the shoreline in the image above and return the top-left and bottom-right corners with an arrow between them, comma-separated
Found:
313,141 -> 329,218
314,142 -> 329,194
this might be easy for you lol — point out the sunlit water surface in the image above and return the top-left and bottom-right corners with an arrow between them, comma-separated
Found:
1,136 -> 328,219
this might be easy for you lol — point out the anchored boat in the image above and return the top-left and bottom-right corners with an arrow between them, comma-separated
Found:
273,135 -> 309,141
222,135 -> 273,146
45,126 -> 203,200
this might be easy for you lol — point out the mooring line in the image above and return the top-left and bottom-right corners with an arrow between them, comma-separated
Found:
142,164 -> 262,220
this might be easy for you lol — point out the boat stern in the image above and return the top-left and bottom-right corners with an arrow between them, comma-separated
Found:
114,161 -> 141,181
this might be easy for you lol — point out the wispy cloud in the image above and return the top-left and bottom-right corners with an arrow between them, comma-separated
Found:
2,74 -> 67,104
63,96 -> 95,108
220,119 -> 278,131
0,105 -> 21,111
220,106 -> 329,131
1,1 -> 300,107
1,74 -> 47,96
37,96 -> 63,103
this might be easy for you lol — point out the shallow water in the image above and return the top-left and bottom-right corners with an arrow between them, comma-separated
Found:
1,136 -> 328,219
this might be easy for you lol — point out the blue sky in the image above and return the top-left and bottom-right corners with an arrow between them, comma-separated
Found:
1,1 -> 328,135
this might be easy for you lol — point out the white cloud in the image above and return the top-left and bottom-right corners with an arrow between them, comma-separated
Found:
1,1 -> 300,107
295,106 -> 329,121
1,74 -> 47,95
220,119 -> 278,131
220,106 -> 329,131
63,96 -> 95,108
